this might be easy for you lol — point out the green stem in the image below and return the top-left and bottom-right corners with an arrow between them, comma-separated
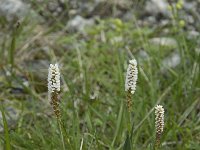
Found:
59,119 -> 73,150
155,133 -> 161,149
127,109 -> 132,134
126,91 -> 132,134
58,119 -> 66,150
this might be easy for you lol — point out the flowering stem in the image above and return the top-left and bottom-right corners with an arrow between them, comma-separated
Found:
58,119 -> 66,150
155,133 -> 161,149
125,59 -> 138,136
59,118 -> 73,149
50,92 -> 61,118
126,90 -> 132,134
48,64 -> 69,149
126,89 -> 132,112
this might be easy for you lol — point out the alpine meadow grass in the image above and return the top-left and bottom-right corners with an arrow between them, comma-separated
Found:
0,1 -> 200,150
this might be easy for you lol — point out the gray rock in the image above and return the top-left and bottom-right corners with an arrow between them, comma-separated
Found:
67,15 -> 95,32
195,48 -> 200,55
145,0 -> 170,17
0,0 -> 29,21
0,100 -> 20,132
146,16 -> 157,24
22,60 -> 49,92
123,12 -> 134,21
188,30 -> 200,39
183,1 -> 196,11
110,36 -> 123,44
138,50 -> 149,60
149,37 -> 178,48
184,15 -> 194,24
91,0 -> 131,17
162,52 -> 181,68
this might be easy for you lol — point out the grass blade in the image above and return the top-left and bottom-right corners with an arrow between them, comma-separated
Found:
9,27 -> 16,69
123,133 -> 132,150
111,100 -> 124,147
0,104 -> 11,150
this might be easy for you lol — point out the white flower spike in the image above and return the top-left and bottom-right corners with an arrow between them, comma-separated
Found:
155,104 -> 165,148
155,105 -> 165,134
48,63 -> 61,119
125,59 -> 138,94
48,63 -> 60,93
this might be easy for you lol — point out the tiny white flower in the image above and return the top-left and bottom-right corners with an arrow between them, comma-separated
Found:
125,59 -> 138,94
48,63 -> 60,93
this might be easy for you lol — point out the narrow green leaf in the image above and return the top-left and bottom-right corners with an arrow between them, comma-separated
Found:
0,105 -> 11,150
111,100 -> 124,147
123,133 -> 132,150
9,28 -> 16,68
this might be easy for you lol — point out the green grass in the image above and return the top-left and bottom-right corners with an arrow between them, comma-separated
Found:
0,104 -> 11,150
0,3 -> 200,149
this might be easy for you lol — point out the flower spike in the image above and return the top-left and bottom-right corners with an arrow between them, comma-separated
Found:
48,63 -> 61,119
125,59 -> 138,111
155,105 -> 165,148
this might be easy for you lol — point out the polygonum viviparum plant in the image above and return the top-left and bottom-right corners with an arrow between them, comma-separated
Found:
47,64 -> 67,149
155,105 -> 165,148
48,63 -> 61,119
125,59 -> 138,112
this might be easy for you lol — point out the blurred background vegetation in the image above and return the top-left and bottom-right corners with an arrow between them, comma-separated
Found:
0,0 -> 200,149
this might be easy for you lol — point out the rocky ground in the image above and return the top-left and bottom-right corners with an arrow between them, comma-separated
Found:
1,0 -> 199,133
0,0 -> 200,30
